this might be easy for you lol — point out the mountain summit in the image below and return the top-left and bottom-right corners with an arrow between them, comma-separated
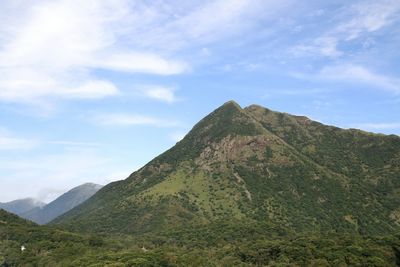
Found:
23,183 -> 103,224
54,101 -> 400,235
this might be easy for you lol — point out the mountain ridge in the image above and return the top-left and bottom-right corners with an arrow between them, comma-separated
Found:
53,101 -> 400,236
0,198 -> 45,216
21,183 -> 103,224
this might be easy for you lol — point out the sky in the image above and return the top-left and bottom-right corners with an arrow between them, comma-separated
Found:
0,0 -> 400,203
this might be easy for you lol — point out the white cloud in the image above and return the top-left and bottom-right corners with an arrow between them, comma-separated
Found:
131,0 -> 288,50
0,0 -> 188,103
291,63 -> 400,93
92,52 -> 188,75
95,113 -> 179,127
0,0 -> 294,104
338,1 -> 400,41
142,86 -> 179,103
36,187 -> 67,204
290,37 -> 342,58
318,64 -> 400,92
60,80 -> 119,99
0,67 -> 120,102
0,0 -> 287,104
291,0 -> 400,58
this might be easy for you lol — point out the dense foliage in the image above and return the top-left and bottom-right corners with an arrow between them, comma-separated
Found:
1,210 -> 400,266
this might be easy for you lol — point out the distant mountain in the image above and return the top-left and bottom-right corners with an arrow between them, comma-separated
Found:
22,183 -> 102,224
0,198 -> 45,216
54,101 -> 400,236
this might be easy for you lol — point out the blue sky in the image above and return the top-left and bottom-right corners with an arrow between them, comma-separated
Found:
0,0 -> 399,202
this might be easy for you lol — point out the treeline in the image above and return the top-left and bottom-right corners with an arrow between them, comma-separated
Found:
1,218 -> 400,266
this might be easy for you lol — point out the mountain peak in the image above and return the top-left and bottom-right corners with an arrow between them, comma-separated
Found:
221,100 -> 241,109
22,183 -> 103,224
245,104 -> 269,111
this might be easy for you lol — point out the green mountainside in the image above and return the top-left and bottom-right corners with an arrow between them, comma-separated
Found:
54,101 -> 400,236
2,208 -> 400,266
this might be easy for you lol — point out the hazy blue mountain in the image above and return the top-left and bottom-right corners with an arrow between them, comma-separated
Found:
0,198 -> 45,216
22,183 -> 102,224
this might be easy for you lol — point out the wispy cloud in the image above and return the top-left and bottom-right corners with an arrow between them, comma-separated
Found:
130,0 -> 290,50
337,1 -> 400,41
0,128 -> 39,150
318,64 -> 400,92
140,86 -> 180,103
292,63 -> 400,93
94,113 -> 179,127
0,0 -> 188,103
0,0 -> 287,104
58,80 -> 119,99
0,134 -> 102,151
290,37 -> 342,58
290,0 -> 400,58
91,52 -> 187,75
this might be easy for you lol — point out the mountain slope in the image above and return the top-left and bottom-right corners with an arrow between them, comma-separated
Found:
54,101 -> 400,235
0,198 -> 45,216
22,183 -> 102,224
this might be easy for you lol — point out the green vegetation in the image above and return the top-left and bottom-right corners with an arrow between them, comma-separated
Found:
2,209 -> 400,266
3,101 -> 400,265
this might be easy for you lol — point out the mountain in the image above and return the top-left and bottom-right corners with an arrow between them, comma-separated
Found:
54,101 -> 400,236
2,101 -> 400,266
0,198 -> 45,216
22,183 -> 102,224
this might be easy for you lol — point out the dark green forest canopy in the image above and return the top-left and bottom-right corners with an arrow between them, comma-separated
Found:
1,209 -> 400,266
